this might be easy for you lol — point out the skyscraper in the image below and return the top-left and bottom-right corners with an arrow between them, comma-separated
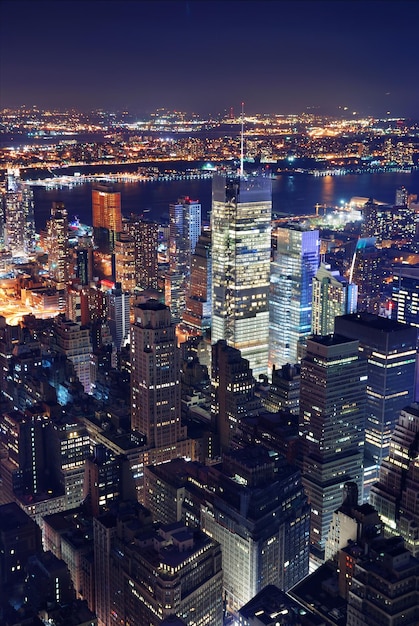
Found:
370,404 -> 419,557
269,225 -> 319,370
113,232 -> 136,292
126,216 -> 159,290
335,313 -> 417,489
130,300 -> 186,447
391,264 -> 419,329
211,173 -> 272,379
182,227 -> 212,333
299,335 -> 366,565
47,202 -> 69,289
92,185 -> 122,254
3,167 -> 35,258
106,284 -> 130,352
211,339 -> 261,451
311,262 -> 358,336
166,196 -> 201,319
349,237 -> 383,314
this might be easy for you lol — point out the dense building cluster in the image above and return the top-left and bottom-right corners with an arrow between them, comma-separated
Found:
0,163 -> 419,626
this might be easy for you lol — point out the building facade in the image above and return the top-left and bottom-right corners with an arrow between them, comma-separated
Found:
211,173 -> 272,379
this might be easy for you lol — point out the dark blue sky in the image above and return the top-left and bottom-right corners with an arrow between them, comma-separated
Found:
1,1 -> 418,117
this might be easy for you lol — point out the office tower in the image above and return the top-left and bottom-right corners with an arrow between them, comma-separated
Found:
349,237 -> 383,314
347,537 -> 419,626
94,503 -> 223,626
395,185 -> 409,206
46,202 -> 69,289
0,502 -> 42,591
335,313 -> 417,487
76,244 -> 94,286
211,173 -> 272,379
211,339 -> 261,451
106,284 -> 130,352
126,216 -> 159,290
0,408 -> 50,501
82,444 -> 134,517
370,404 -> 419,557
166,196 -> 201,319
299,335 -> 366,565
200,447 -> 310,613
66,282 -> 90,326
391,264 -> 419,328
265,363 -> 300,415
52,317 -> 93,394
269,225 -> 319,370
48,416 -> 91,509
3,167 -> 36,258
361,198 -> 393,242
324,482 -> 382,563
130,300 -> 186,446
311,263 -> 358,335
182,227 -> 212,333
92,185 -> 122,254
113,232 -> 136,292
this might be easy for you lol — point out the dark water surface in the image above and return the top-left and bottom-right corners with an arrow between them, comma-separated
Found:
32,170 -> 419,230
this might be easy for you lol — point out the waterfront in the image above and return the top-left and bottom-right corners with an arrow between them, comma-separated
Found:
32,169 -> 419,230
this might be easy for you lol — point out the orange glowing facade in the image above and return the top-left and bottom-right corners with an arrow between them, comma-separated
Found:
92,186 -> 122,232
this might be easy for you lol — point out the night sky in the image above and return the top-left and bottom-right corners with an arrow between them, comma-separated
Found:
1,0 -> 419,117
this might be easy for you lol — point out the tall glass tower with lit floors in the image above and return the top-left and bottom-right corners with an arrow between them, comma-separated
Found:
211,173 -> 272,379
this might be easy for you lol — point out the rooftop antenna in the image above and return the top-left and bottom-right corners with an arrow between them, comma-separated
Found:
240,101 -> 244,177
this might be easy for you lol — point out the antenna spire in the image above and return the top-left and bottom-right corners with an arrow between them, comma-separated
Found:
240,102 -> 244,177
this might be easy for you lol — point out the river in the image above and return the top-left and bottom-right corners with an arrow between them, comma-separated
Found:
32,169 -> 419,230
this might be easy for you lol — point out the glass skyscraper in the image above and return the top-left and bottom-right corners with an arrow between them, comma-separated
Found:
211,173 -> 272,379
269,225 -> 319,370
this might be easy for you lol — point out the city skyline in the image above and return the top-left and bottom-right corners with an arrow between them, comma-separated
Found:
1,1 -> 419,117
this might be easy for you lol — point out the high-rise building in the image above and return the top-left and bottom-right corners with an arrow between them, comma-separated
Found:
166,196 -> 201,319
126,216 -> 159,290
391,264 -> 419,329
47,202 -> 69,289
299,335 -> 366,565
113,232 -> 136,292
212,173 -> 272,379
335,313 -> 417,488
200,447 -> 310,613
269,225 -> 319,370
3,167 -> 36,258
370,404 -> 419,557
92,185 -> 122,254
53,317 -> 93,394
130,300 -> 186,447
182,227 -> 212,333
94,503 -> 223,626
75,244 -> 94,286
347,536 -> 419,626
361,198 -> 393,242
106,284 -> 130,352
349,237 -> 383,314
311,263 -> 358,336
211,339 -> 261,451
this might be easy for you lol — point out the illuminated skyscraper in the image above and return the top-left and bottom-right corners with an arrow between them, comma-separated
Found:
126,216 -> 159,290
370,404 -> 419,557
299,335 -> 366,565
92,185 -> 122,254
53,317 -> 93,394
211,173 -> 272,379
269,225 -> 319,370
106,284 -> 130,351
335,313 -> 417,493
166,196 -> 201,319
47,202 -> 69,289
349,237 -> 383,314
182,227 -> 212,333
113,232 -> 136,292
3,167 -> 35,258
311,262 -> 358,336
130,300 -> 186,447
391,264 -> 419,329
